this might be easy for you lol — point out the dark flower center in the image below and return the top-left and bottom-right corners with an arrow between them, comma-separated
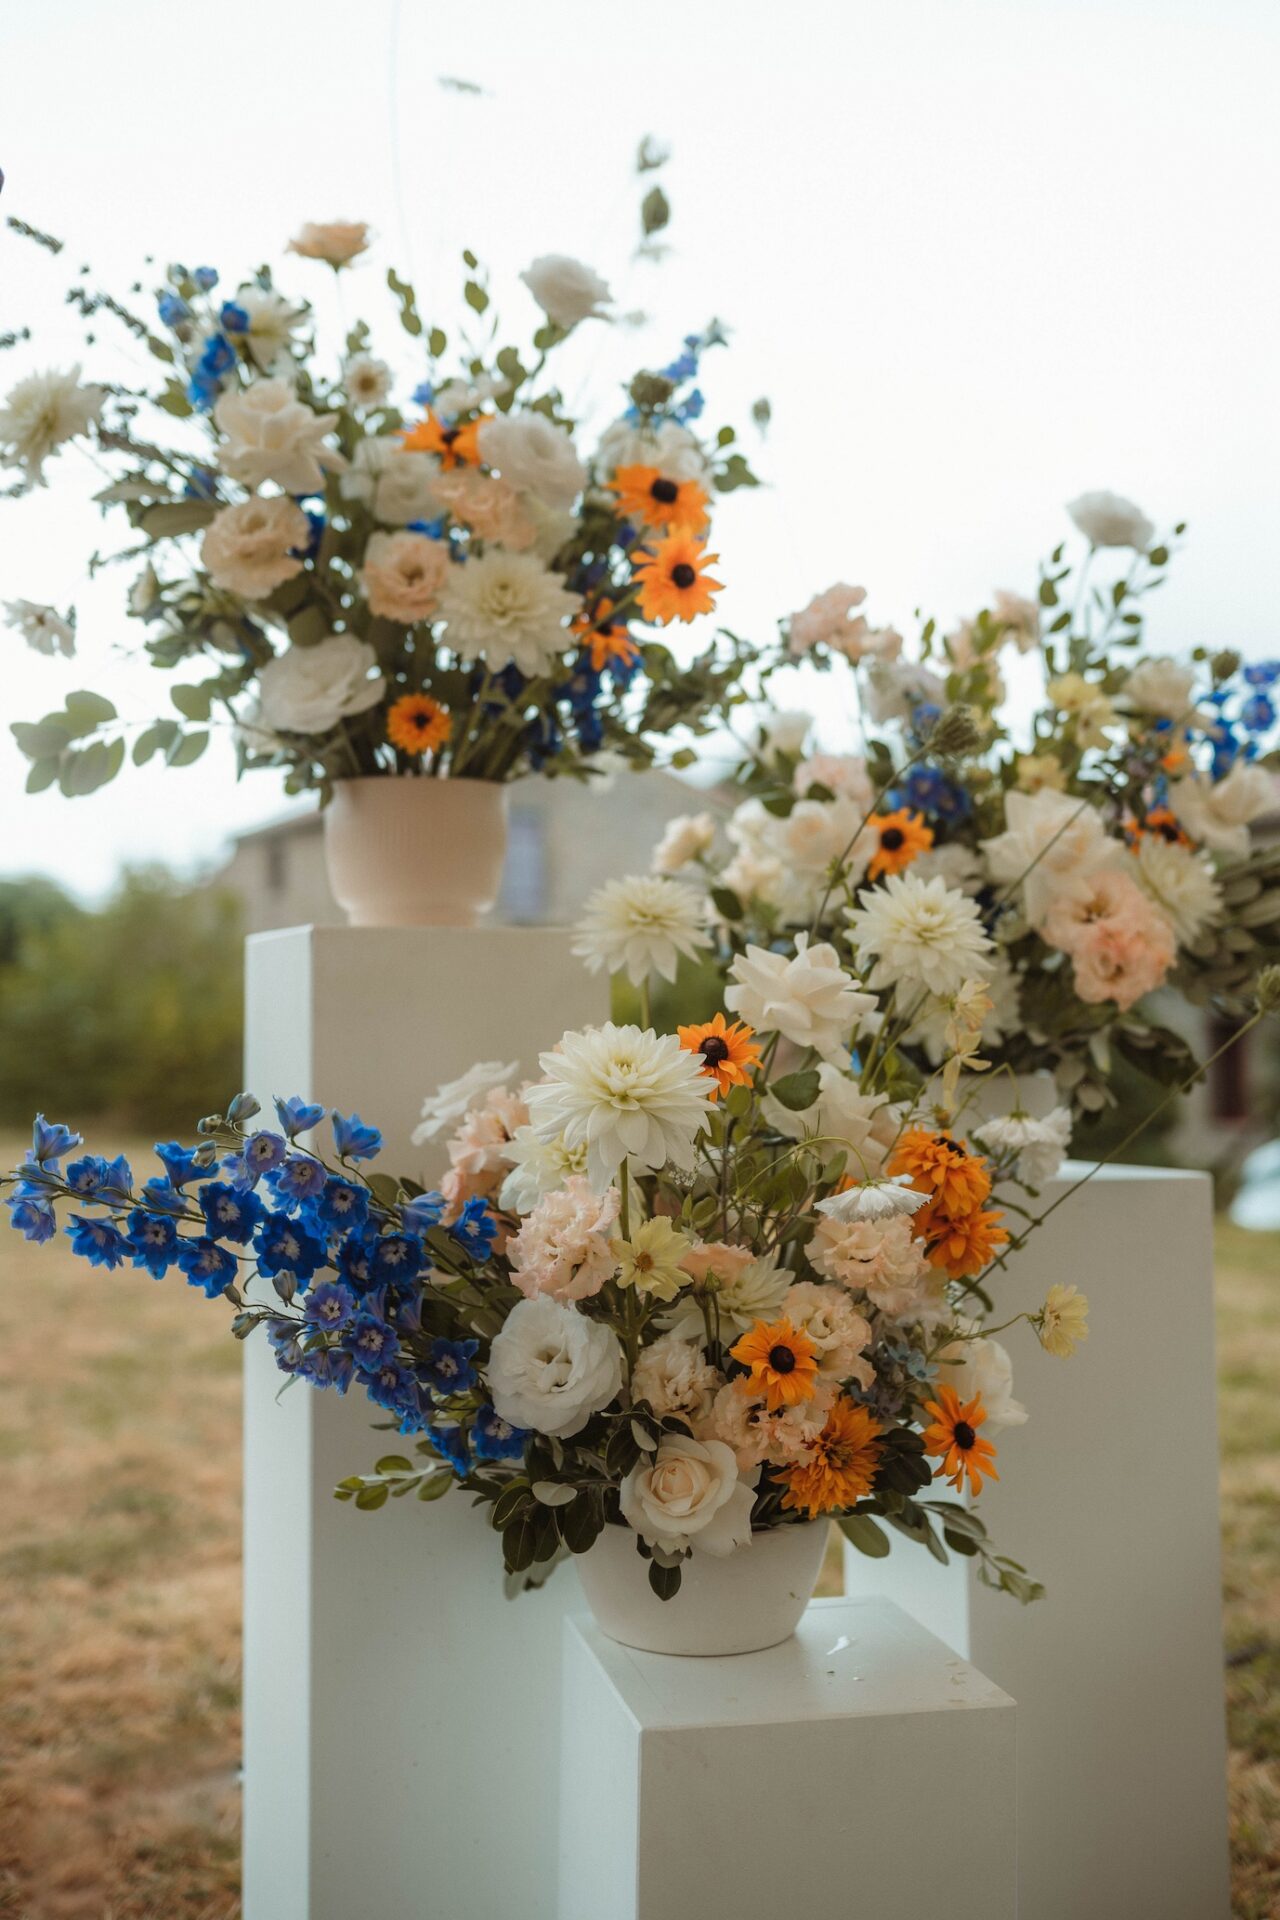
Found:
700,1036 -> 730,1065
413,711 -> 430,730
769,1344 -> 797,1374
441,426 -> 460,446
879,826 -> 905,851
671,562 -> 697,589
1155,820 -> 1180,841
650,477 -> 679,505
953,1420 -> 976,1450
934,1134 -> 963,1154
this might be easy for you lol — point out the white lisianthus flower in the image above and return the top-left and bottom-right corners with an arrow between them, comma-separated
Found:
979,787 -> 1119,927
1132,836 -> 1224,945
438,548 -> 579,677
342,353 -> 393,410
340,435 -> 447,526
201,496 -> 310,599
595,415 -> 707,482
433,373 -> 508,416
477,413 -> 586,510
1122,655 -> 1199,721
847,872 -> 994,1001
862,658 -> 947,727
412,1060 -> 520,1145
726,935 -> 875,1062
971,1107 -> 1072,1187
651,811 -> 716,875
519,255 -> 612,329
231,287 -> 306,373
572,875 -> 710,986
630,1334 -> 722,1423
1066,489 -> 1154,550
499,1125 -> 589,1213
4,598 -> 75,657
359,530 -> 449,623
620,1432 -> 757,1557
933,1333 -> 1028,1432
287,220 -> 371,268
486,1296 -> 623,1438
214,380 -> 347,494
0,365 -> 104,487
256,634 -> 384,735
525,1023 -> 715,1191
763,1064 -> 898,1176
815,1178 -> 928,1224
1168,763 -> 1277,858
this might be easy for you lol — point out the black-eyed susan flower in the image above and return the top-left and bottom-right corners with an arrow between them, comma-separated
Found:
866,807 -> 934,881
921,1382 -> 999,1495
400,411 -> 484,468
610,463 -> 710,534
779,1395 -> 884,1516
633,531 -> 723,625
571,598 -> 640,675
730,1316 -> 820,1411
387,692 -> 451,756
676,1012 -> 762,1099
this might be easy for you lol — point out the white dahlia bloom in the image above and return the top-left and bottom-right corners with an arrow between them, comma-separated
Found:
486,1296 -> 622,1438
620,1433 -> 756,1557
933,1333 -> 1028,1432
339,436 -> 447,526
214,379 -> 346,494
232,287 -> 306,373
979,787 -> 1119,927
201,495 -> 310,599
412,1060 -> 520,1145
726,935 -> 875,1062
971,1107 -> 1072,1188
477,413 -> 586,509
342,353 -> 393,410
1066,489 -> 1154,550
525,1023 -> 715,1191
0,365 -> 103,487
499,1125 -> 590,1214
847,872 -> 993,1000
1132,836 -> 1224,945
651,811 -> 717,874
256,634 -> 384,735
1168,763 -> 1277,858
595,415 -> 707,482
4,598 -> 75,657
438,548 -> 579,677
572,875 -> 710,986
519,255 -> 612,330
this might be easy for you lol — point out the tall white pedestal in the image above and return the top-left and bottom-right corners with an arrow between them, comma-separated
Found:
844,1162 -> 1230,1920
242,926 -> 606,1920
559,1597 -> 1016,1920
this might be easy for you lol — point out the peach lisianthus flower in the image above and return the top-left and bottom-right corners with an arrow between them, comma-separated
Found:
201,496 -> 309,599
781,1280 -> 874,1387
432,467 -> 536,549
506,1176 -> 620,1303
445,1086 -> 529,1187
1070,915 -> 1175,1011
1039,866 -> 1158,954
287,220 -> 370,267
360,530 -> 450,623
787,582 -> 867,657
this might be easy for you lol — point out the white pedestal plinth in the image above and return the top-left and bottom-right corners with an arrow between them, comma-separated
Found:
843,1162 -> 1230,1920
559,1597 -> 1016,1920
242,926 -> 605,1920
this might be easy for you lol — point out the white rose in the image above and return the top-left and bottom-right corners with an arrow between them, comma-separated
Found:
519,254 -> 612,330
933,1334 -> 1027,1433
651,811 -> 716,874
726,933 -> 876,1062
477,413 -> 586,510
595,416 -> 708,482
487,1296 -> 623,1438
1066,489 -> 1154,550
1168,763 -> 1277,857
1123,655 -> 1198,721
256,633 -> 384,735
340,435 -> 447,527
619,1432 -> 758,1557
214,379 -> 346,494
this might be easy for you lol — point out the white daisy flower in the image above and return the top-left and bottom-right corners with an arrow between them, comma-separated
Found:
971,1108 -> 1072,1188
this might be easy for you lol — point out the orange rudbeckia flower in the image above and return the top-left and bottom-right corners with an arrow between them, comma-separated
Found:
779,1396 -> 884,1517
889,1128 -> 992,1216
915,1198 -> 1009,1279
1136,804 -> 1191,848
387,693 -> 451,756
400,411 -> 484,468
610,463 -> 710,535
730,1317 -> 820,1411
866,807 -> 934,881
677,1012 -> 762,1099
571,598 -> 640,674
633,532 -> 723,625
921,1383 -> 999,1496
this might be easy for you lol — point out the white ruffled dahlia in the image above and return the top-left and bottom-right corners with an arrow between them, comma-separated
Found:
438,548 -> 579,677
526,1023 -> 715,1191
572,875 -> 710,986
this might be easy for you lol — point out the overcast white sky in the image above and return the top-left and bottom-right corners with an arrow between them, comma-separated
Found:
2,0 -> 1278,898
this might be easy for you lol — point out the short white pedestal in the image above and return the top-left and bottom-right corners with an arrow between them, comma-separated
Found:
559,1596 -> 1016,1920
843,1162 -> 1231,1920
242,926 -> 606,1920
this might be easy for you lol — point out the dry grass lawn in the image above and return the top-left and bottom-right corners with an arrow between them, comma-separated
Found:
0,1136 -> 1276,1917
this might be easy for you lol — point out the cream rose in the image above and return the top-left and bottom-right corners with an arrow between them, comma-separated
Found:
214,379 -> 346,495
477,413 -> 586,510
201,496 -> 309,599
619,1432 -> 757,1557
359,530 -> 449,623
1066,489 -> 1154,550
519,254 -> 612,329
256,634 -> 384,735
486,1296 -> 622,1438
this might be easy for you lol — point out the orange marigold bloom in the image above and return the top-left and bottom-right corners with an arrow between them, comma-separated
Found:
387,693 -> 451,756
779,1396 -> 884,1517
610,463 -> 710,534
866,807 -> 934,881
400,411 -> 484,468
676,1012 -> 762,1099
730,1317 -> 820,1412
888,1129 -> 992,1216
915,1197 -> 1009,1279
633,532 -> 723,625
921,1383 -> 999,1496
571,598 -> 640,674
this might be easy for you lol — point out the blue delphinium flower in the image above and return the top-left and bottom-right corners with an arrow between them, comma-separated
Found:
338,1232 -> 378,1292
65,1152 -> 134,1200
242,1130 -> 288,1179
193,266 -> 219,291
423,1422 -> 470,1473
411,379 -> 435,408
316,1175 -> 371,1234
449,1196 -> 497,1261
401,1191 -> 445,1235
6,1192 -> 57,1242
157,292 -> 190,328
346,1311 -> 399,1373
66,1213 -> 129,1270
1243,660 -> 1280,688
372,1232 -> 426,1285
255,1212 -> 327,1283
473,1404 -> 528,1463
32,1115 -> 82,1165
674,387 -> 704,423
304,1347 -> 355,1393
365,1360 -> 415,1415
423,1336 -> 479,1396
268,1156 -> 327,1212
909,701 -> 943,744
178,1237 -> 239,1298
199,1180 -> 265,1245
219,300 -> 249,334
126,1208 -> 178,1278
275,1095 -> 326,1140
331,1112 -> 383,1162
266,1317 -> 307,1372
188,369 -> 221,412
1241,693 -> 1276,733
305,1279 -> 358,1330
141,1176 -> 188,1217
199,334 -> 235,378
155,1140 -> 215,1188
